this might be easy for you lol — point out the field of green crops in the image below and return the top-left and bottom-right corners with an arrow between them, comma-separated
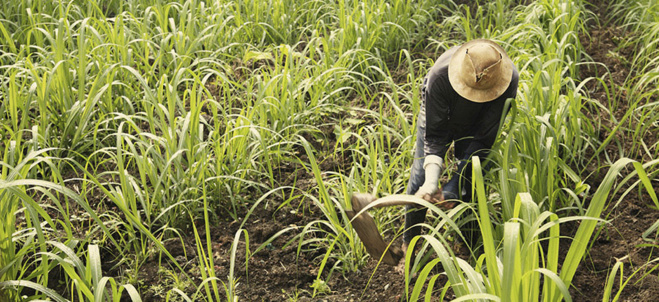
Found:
1,0 -> 659,301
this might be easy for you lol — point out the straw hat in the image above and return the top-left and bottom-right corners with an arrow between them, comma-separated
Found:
448,39 -> 513,103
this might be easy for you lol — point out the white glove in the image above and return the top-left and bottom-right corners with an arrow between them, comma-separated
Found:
415,155 -> 443,198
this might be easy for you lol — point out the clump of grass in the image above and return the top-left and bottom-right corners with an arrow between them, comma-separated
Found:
606,0 -> 659,160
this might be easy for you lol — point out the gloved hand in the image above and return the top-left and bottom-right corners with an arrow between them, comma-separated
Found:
415,155 -> 443,200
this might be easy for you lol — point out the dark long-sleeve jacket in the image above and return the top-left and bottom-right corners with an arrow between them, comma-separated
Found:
421,46 -> 519,161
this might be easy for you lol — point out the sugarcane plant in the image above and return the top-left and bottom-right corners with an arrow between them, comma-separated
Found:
405,156 -> 658,302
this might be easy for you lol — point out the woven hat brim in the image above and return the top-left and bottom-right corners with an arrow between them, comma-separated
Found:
448,39 -> 514,103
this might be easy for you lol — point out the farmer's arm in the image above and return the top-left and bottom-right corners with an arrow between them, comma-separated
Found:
442,77 -> 518,201
461,69 -> 519,160
461,98 -> 507,159
423,46 -> 459,161
415,67 -> 454,198
424,76 -> 452,160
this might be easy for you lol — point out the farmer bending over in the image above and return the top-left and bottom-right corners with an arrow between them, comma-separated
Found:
402,39 -> 519,259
